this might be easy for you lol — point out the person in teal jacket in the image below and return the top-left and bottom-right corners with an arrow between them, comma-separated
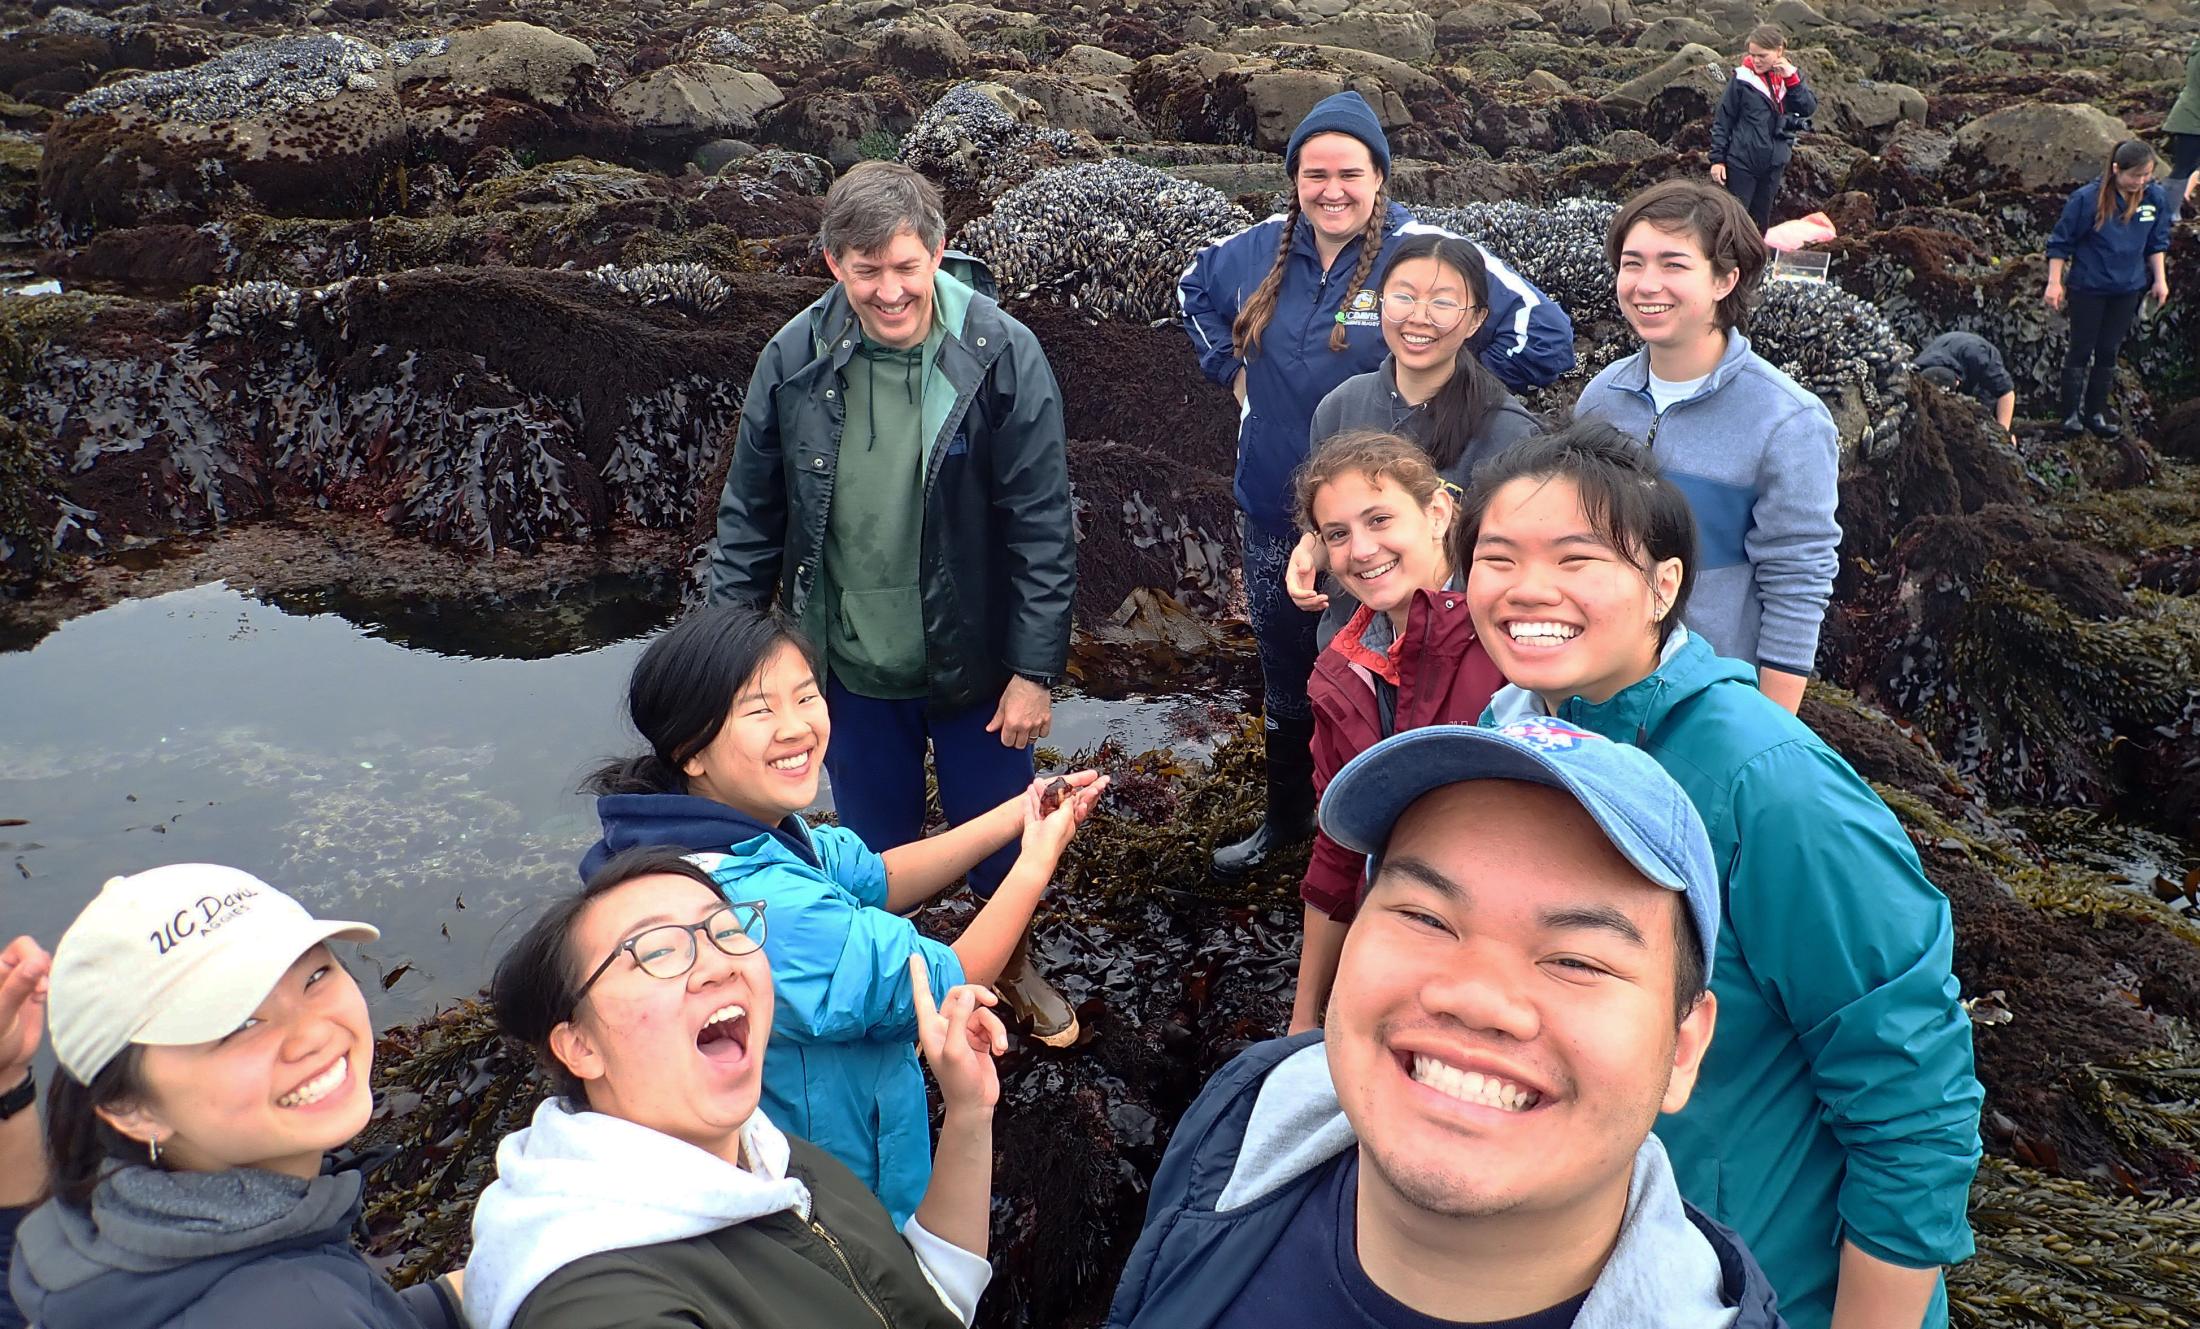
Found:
1457,422 -> 1983,1329
578,604 -> 1106,1224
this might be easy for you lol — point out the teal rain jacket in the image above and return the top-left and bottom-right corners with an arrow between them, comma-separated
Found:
1487,630 -> 1983,1329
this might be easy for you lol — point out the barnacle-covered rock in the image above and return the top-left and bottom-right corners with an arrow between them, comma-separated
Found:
959,160 -> 1253,324
898,81 -> 1085,199
586,261 -> 731,317
204,279 -> 303,340
42,34 -> 407,237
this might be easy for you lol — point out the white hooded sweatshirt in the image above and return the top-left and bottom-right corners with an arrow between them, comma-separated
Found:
463,1099 -> 990,1329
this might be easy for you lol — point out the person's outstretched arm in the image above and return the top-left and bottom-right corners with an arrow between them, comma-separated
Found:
878,771 -> 1103,912
947,784 -> 1104,984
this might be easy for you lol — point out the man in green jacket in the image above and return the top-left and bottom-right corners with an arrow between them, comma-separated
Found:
709,161 -> 1080,1044
2169,40 -> 2200,220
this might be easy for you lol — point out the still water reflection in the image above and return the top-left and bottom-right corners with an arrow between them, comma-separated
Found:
1,581 -> 1210,1028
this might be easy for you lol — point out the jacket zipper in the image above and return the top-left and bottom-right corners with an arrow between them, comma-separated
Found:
808,1211 -> 891,1327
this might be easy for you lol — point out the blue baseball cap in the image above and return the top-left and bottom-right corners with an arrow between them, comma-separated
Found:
1320,718 -> 1721,979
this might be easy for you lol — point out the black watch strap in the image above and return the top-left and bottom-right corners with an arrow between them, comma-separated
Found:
0,1069 -> 33,1122
1016,671 -> 1062,689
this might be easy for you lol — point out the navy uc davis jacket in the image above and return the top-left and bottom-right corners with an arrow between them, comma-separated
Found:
2047,179 -> 2175,296
1104,1033 -> 1788,1329
1178,202 -> 1577,537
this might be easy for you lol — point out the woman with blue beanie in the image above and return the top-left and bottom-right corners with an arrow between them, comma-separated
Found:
1178,91 -> 1575,877
2045,138 -> 2175,440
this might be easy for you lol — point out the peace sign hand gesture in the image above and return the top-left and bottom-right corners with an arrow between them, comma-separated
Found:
910,953 -> 1006,1117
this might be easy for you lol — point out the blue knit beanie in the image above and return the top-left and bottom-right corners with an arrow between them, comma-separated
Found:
1284,90 -> 1392,178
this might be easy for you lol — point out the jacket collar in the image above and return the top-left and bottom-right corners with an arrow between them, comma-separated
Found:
1216,1039 -> 1760,1327
1734,63 -> 1777,102
1483,629 -> 1752,744
1605,330 -> 1758,405
582,792 -> 819,880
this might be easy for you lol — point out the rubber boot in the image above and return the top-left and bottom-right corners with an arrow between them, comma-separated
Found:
1211,712 -> 1318,880
995,929 -> 1078,1048
2058,361 -> 2087,435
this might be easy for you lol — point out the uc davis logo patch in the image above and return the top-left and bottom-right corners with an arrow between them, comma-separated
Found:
1497,716 -> 1602,751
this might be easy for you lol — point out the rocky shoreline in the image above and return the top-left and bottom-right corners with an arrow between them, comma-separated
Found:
3,0 -> 2200,1324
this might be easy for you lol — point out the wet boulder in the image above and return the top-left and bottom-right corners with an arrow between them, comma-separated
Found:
875,19 -> 977,79
1226,10 -> 1438,64
1598,42 -> 1723,116
1057,43 -> 1136,76
1814,77 -> 1927,152
755,83 -> 918,169
40,34 -> 407,238
609,63 -> 784,140
988,71 -> 1150,142
391,22 -> 600,110
1213,60 -> 1413,154
1434,2 -> 1543,43
1633,16 -> 1724,50
1947,101 -> 2135,193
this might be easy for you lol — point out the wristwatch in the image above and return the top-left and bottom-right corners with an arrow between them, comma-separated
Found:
0,1069 -> 33,1122
1016,671 -> 1062,690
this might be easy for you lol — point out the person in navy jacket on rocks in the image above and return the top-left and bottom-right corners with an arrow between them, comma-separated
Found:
1708,24 -> 1817,231
2045,138 -> 2176,440
1177,90 -> 1575,880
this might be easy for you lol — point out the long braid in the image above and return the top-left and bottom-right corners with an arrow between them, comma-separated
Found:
1232,204 -> 1301,358
1326,188 -> 1390,352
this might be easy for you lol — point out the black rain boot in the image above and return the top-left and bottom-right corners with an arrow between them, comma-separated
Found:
2058,362 -> 2087,435
1212,712 -> 1317,880
2085,412 -> 2122,440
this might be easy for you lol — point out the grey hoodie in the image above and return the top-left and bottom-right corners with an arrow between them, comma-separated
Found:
9,1167 -> 457,1329
1107,1033 -> 1786,1329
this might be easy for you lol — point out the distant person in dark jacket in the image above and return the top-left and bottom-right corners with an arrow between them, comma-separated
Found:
10,866 -> 461,1329
1106,721 -> 1789,1329
2045,139 -> 2175,440
2166,40 -> 2200,219
1284,233 -> 1543,640
707,161 -> 1080,1045
1913,331 -> 2017,438
1708,23 -> 1817,230
0,936 -> 49,1329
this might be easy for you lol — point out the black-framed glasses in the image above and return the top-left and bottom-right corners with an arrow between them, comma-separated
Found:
1380,292 -> 1477,329
571,901 -> 768,1011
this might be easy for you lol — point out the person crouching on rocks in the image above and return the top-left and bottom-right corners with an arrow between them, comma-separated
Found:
1282,233 -> 1542,640
708,160 -> 1083,1050
1106,720 -> 1789,1329
1913,331 -> 2017,441
1286,432 -> 1504,1036
10,866 -> 463,1329
1178,90 -> 1575,881
1463,422 -> 1984,1329
465,847 -> 1002,1329
2045,138 -> 2175,441
1572,179 -> 1839,715
1708,23 -> 1816,231
577,603 -> 1103,1227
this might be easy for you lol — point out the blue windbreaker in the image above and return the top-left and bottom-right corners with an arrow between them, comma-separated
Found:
1178,201 -> 1576,537
2046,179 -> 2175,295
581,794 -> 964,1226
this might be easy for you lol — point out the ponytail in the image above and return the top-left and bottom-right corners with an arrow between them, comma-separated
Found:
1327,189 -> 1390,354
581,754 -> 687,797
1231,208 -> 1300,358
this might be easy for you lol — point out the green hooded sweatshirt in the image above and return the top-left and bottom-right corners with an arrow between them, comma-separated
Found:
1485,630 -> 1983,1329
2167,42 -> 2200,137
815,269 -> 979,698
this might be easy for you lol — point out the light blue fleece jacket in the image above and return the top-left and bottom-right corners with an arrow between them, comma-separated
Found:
1572,331 -> 1840,677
